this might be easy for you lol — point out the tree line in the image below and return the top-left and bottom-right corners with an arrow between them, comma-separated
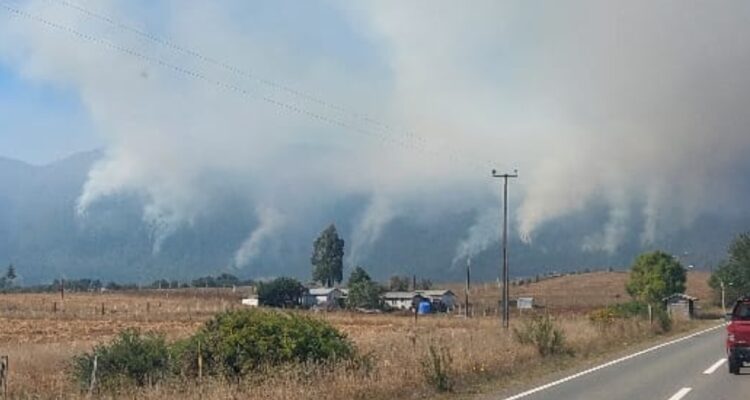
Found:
0,270 -> 256,293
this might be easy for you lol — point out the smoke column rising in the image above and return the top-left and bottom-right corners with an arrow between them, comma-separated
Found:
1,0 -> 750,271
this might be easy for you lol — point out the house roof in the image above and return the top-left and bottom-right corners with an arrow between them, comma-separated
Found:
383,291 -> 422,300
662,293 -> 698,302
382,290 -> 455,299
307,288 -> 341,296
417,290 -> 455,297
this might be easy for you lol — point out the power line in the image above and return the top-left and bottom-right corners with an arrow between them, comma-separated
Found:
47,0 -> 399,132
0,0 -> 444,160
39,0 -> 495,170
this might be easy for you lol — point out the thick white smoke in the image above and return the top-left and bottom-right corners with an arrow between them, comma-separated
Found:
233,206 -> 286,268
346,0 -> 750,255
452,207 -> 500,267
347,195 -> 397,267
2,0 -> 750,270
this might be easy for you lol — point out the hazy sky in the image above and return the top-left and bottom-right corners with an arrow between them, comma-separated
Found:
2,0 -> 750,267
0,61 -> 99,164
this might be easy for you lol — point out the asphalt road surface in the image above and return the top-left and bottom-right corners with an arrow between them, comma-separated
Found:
496,324 -> 750,400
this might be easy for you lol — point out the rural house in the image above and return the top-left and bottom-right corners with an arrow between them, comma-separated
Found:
382,291 -> 424,310
382,289 -> 457,312
301,287 -> 343,309
241,297 -> 259,307
663,293 -> 698,320
417,290 -> 456,312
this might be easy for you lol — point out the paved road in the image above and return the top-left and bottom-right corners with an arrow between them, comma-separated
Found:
495,324 -> 750,400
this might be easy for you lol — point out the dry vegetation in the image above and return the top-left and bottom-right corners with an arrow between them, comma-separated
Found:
0,272 -> 716,399
447,270 -> 713,313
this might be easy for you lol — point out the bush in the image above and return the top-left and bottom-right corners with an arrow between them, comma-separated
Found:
653,306 -> 672,333
589,301 -> 649,326
257,277 -> 305,308
589,301 -> 673,334
513,314 -> 567,357
346,280 -> 383,310
421,343 -> 454,392
71,310 -> 356,391
71,329 -> 172,391
177,309 -> 355,381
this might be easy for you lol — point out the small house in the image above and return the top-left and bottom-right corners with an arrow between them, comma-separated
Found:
382,290 -> 456,312
241,297 -> 259,307
302,287 -> 343,309
417,290 -> 457,312
382,291 -> 424,310
663,293 -> 698,320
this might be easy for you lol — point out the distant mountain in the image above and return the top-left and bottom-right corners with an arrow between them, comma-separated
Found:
0,151 -> 745,284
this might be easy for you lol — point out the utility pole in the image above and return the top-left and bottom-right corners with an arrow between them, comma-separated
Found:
492,169 -> 518,329
465,257 -> 471,318
721,280 -> 726,315
721,279 -> 732,315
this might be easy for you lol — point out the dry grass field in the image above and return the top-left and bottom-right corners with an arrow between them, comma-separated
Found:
0,272 -> 717,399
447,271 -> 714,313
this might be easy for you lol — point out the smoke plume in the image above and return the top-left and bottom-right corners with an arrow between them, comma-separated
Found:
2,0 -> 750,272
233,206 -> 286,268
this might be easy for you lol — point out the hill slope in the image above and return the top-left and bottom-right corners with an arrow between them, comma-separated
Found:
447,271 -> 713,312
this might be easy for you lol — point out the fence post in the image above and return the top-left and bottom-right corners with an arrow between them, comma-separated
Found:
197,340 -> 203,380
0,355 -> 8,398
87,355 -> 98,396
648,304 -> 653,325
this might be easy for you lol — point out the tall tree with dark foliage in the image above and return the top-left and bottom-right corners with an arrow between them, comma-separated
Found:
311,224 -> 345,287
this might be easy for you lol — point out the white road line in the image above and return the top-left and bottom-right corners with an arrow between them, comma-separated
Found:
703,358 -> 727,374
667,387 -> 692,400
502,324 -> 726,400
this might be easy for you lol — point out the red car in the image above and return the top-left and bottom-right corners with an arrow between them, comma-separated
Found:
727,297 -> 750,374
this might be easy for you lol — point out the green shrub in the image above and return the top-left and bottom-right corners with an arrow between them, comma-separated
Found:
71,329 -> 172,391
513,314 -> 567,357
71,309 -> 357,391
346,280 -> 383,310
421,343 -> 454,392
589,301 -> 672,333
653,305 -> 672,333
589,301 -> 649,326
177,309 -> 355,381
257,277 -> 305,308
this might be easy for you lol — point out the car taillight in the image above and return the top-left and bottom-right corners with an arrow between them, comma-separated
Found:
729,334 -> 736,342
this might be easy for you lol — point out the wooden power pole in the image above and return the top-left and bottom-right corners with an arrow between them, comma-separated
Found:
492,169 -> 518,330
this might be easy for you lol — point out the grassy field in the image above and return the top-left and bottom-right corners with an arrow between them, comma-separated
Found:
0,271 -> 716,399
447,270 -> 714,313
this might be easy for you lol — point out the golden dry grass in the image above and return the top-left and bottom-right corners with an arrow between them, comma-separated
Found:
447,270 -> 713,313
0,272 -> 717,399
